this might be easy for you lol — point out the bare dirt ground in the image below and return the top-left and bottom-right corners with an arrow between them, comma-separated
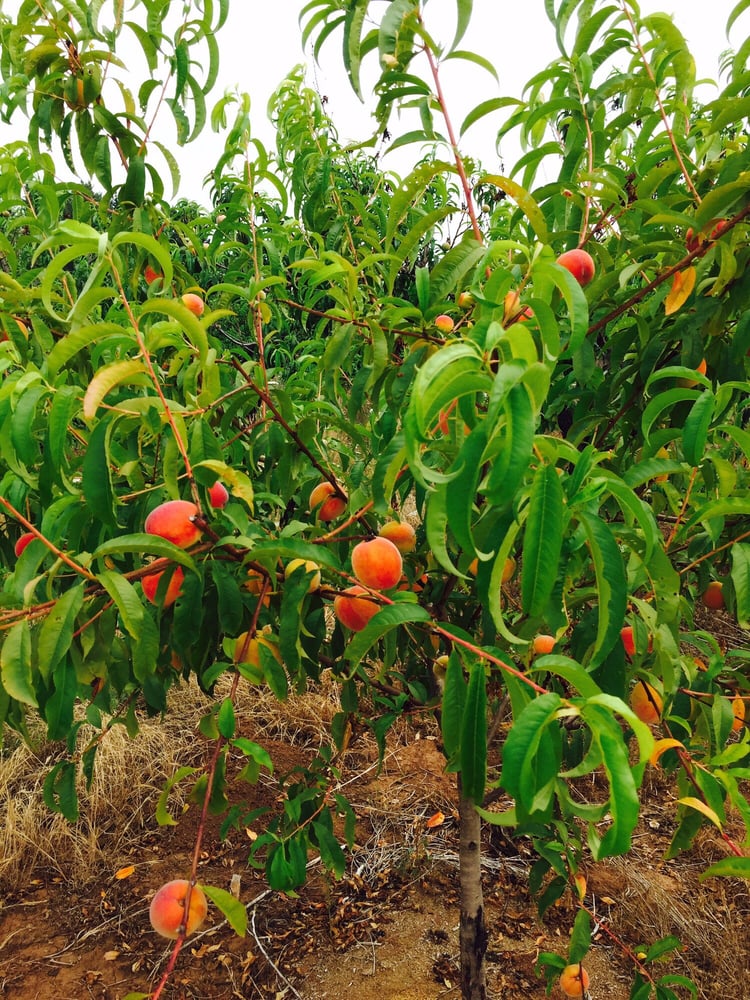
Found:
1,672 -> 749,1000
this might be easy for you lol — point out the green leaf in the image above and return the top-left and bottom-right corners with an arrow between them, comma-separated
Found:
202,884 -> 247,937
460,660 -> 487,804
731,542 -> 750,629
43,759 -> 79,821
699,856 -> 750,881
480,175 -> 549,242
97,570 -> 144,639
577,513 -> 627,669
441,650 -> 467,760
343,603 -> 432,674
45,659 -> 79,741
82,359 -> 149,420
343,0 -> 369,99
82,418 -> 116,526
156,766 -> 200,826
217,697 -> 236,739
500,692 -> 562,807
1,621 -> 36,707
682,389 -> 715,467
37,584 -> 85,682
92,534 -> 198,570
521,464 -> 564,617
582,703 -> 640,858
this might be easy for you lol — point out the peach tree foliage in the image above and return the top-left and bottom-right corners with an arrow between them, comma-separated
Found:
0,0 -> 749,996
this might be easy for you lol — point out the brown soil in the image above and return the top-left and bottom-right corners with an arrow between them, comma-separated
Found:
1,709 -> 749,1000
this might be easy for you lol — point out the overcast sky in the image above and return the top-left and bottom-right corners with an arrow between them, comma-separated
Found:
176,0 -> 739,201
0,0 -> 741,204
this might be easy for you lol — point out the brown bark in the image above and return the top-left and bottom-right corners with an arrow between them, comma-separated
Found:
458,778 -> 488,1000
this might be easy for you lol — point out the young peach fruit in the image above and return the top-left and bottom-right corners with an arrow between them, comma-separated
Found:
629,680 -> 663,725
378,520 -> 416,553
14,531 -> 36,557
701,580 -> 725,610
457,291 -> 474,309
731,695 -> 746,733
149,879 -> 208,939
284,558 -> 321,593
181,292 -> 205,317
309,481 -> 347,521
685,226 -> 702,253
333,585 -> 379,631
620,625 -> 636,659
351,536 -> 403,590
559,963 -> 590,997
208,480 -> 229,509
142,565 -> 184,607
532,634 -> 556,655
556,248 -> 595,287
144,499 -> 202,548
434,314 -> 455,334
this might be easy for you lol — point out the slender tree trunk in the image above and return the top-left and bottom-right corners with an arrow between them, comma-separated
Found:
458,776 -> 488,1000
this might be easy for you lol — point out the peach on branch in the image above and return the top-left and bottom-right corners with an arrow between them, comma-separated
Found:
701,580 -> 725,610
333,585 -> 379,631
181,292 -> 205,317
532,634 -> 556,655
309,481 -> 347,521
556,248 -> 595,287
144,499 -> 202,548
378,520 -> 416,553
434,314 -> 455,334
208,480 -> 229,509
559,963 -> 590,997
144,264 -> 162,285
233,630 -> 283,671
503,290 -> 534,324
629,680 -> 663,725
14,531 -> 35,557
149,879 -> 208,939
142,565 -> 184,607
351,536 -> 403,590
284,558 -> 321,593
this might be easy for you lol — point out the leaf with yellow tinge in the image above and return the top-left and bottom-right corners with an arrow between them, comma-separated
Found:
573,873 -> 587,900
665,266 -> 696,315
114,865 -> 135,880
677,796 -> 723,830
426,811 -> 445,829
82,359 -> 149,419
649,737 -> 684,766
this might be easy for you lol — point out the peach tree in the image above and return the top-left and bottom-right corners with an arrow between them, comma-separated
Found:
0,1 -> 749,998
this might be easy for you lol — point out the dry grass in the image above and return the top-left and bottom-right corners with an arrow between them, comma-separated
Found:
0,673 -> 347,894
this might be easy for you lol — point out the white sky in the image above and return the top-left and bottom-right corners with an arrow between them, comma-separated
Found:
0,0 -> 741,204
176,0 -> 739,202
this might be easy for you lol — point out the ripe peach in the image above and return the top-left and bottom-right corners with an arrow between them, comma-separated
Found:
145,499 -> 202,548
434,314 -> 455,333
208,480 -> 229,509
144,264 -> 162,284
14,532 -> 35,557
710,219 -> 729,241
503,290 -> 534,324
309,481 -> 347,521
701,580 -> 725,610
284,558 -> 321,593
678,358 -> 707,388
378,520 -> 416,553
532,634 -> 556,655
630,680 -> 663,725
556,248 -> 595,287
333,585 -> 379,631
731,695 -> 746,733
457,291 -> 474,309
559,963 -> 590,997
233,630 -> 283,669
149,879 -> 207,939
351,536 -> 403,590
502,557 -> 516,583
181,292 -> 205,317
142,565 -> 184,607
685,227 -> 702,253
620,625 -> 636,659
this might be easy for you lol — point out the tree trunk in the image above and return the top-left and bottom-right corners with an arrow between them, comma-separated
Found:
458,777 -> 488,1000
